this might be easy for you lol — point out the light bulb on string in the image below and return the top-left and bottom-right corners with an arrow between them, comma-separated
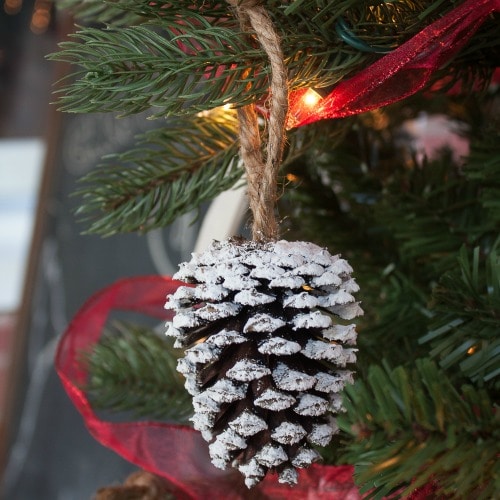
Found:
286,88 -> 323,130
4,0 -> 22,15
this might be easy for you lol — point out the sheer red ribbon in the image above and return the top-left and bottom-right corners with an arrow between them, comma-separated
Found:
55,275 -> 362,499
287,0 -> 500,128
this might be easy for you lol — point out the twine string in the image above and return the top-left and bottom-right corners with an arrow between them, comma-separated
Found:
227,0 -> 288,242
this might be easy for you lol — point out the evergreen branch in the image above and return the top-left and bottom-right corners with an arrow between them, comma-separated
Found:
421,246 -> 500,388
54,0 -> 233,26
338,359 -> 499,499
49,22 -> 269,118
49,17 -> 367,118
54,0 -> 144,26
84,321 -> 193,422
358,269 -> 430,368
96,0 -> 232,25
465,123 -> 500,220
76,110 -> 344,236
75,108 -> 241,235
375,150 -> 499,278
52,1 -> 500,120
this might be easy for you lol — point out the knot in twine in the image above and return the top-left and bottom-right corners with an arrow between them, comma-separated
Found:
226,0 -> 288,242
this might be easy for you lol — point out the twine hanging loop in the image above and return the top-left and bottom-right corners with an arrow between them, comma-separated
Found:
227,0 -> 288,242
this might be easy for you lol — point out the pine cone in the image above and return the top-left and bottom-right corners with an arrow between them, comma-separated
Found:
165,239 -> 362,488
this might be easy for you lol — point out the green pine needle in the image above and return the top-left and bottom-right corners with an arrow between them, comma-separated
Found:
421,246 -> 500,389
84,321 -> 193,423
48,21 -> 267,118
338,359 -> 500,499
74,108 -> 241,235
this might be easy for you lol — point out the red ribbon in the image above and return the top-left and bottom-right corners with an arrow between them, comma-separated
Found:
288,0 -> 500,128
55,275 -> 362,499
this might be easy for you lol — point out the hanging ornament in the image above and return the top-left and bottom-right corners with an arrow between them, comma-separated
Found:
165,0 -> 362,487
165,238 -> 362,487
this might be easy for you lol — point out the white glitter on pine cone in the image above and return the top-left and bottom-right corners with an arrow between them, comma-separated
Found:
166,285 -> 196,304
269,252 -> 305,269
184,377 -> 199,396
204,379 -> 247,403
283,291 -> 319,309
308,421 -> 338,447
226,359 -> 271,381
330,302 -> 364,320
301,339 -> 343,361
243,313 -> 286,333
315,371 -> 353,393
223,274 -> 260,291
191,411 -> 215,432
194,283 -> 229,301
254,387 -> 296,411
237,459 -> 265,488
271,422 -> 307,445
311,271 -> 343,287
176,358 -> 196,376
192,393 -> 219,414
250,264 -> 285,279
292,310 -> 332,330
258,337 -> 302,356
255,443 -> 288,468
229,410 -> 268,436
278,467 -> 298,485
272,363 -> 316,391
165,238 -> 363,488
234,288 -> 276,306
172,311 -> 202,329
205,329 -> 247,347
292,262 -> 325,276
294,393 -> 330,416
329,393 -> 347,413
185,343 -> 221,364
217,429 -> 247,450
208,440 -> 231,469
318,289 -> 355,307
322,324 -> 358,344
343,278 -> 360,293
269,274 -> 305,289
291,447 -> 321,468
195,302 -> 241,321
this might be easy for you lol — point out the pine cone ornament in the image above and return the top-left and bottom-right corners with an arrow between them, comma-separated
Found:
165,238 -> 363,488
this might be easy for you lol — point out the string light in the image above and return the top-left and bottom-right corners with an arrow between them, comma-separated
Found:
286,88 -> 322,129
30,0 -> 52,34
196,103 -> 232,118
4,0 -> 22,15
301,88 -> 322,108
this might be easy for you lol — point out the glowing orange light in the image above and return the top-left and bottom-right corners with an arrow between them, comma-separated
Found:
301,88 -> 322,108
4,0 -> 22,15
372,455 -> 400,471
286,173 -> 299,183
467,346 -> 477,355
30,0 -> 51,34
286,88 -> 322,129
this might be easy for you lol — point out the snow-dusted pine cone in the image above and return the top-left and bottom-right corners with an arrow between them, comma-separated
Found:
165,238 -> 363,487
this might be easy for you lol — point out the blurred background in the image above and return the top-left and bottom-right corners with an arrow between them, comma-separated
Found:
0,4 -> 246,497
0,0 -> 57,474
0,2 -> 201,498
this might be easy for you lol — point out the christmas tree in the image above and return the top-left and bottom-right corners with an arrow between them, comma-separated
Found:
51,1 -> 499,498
